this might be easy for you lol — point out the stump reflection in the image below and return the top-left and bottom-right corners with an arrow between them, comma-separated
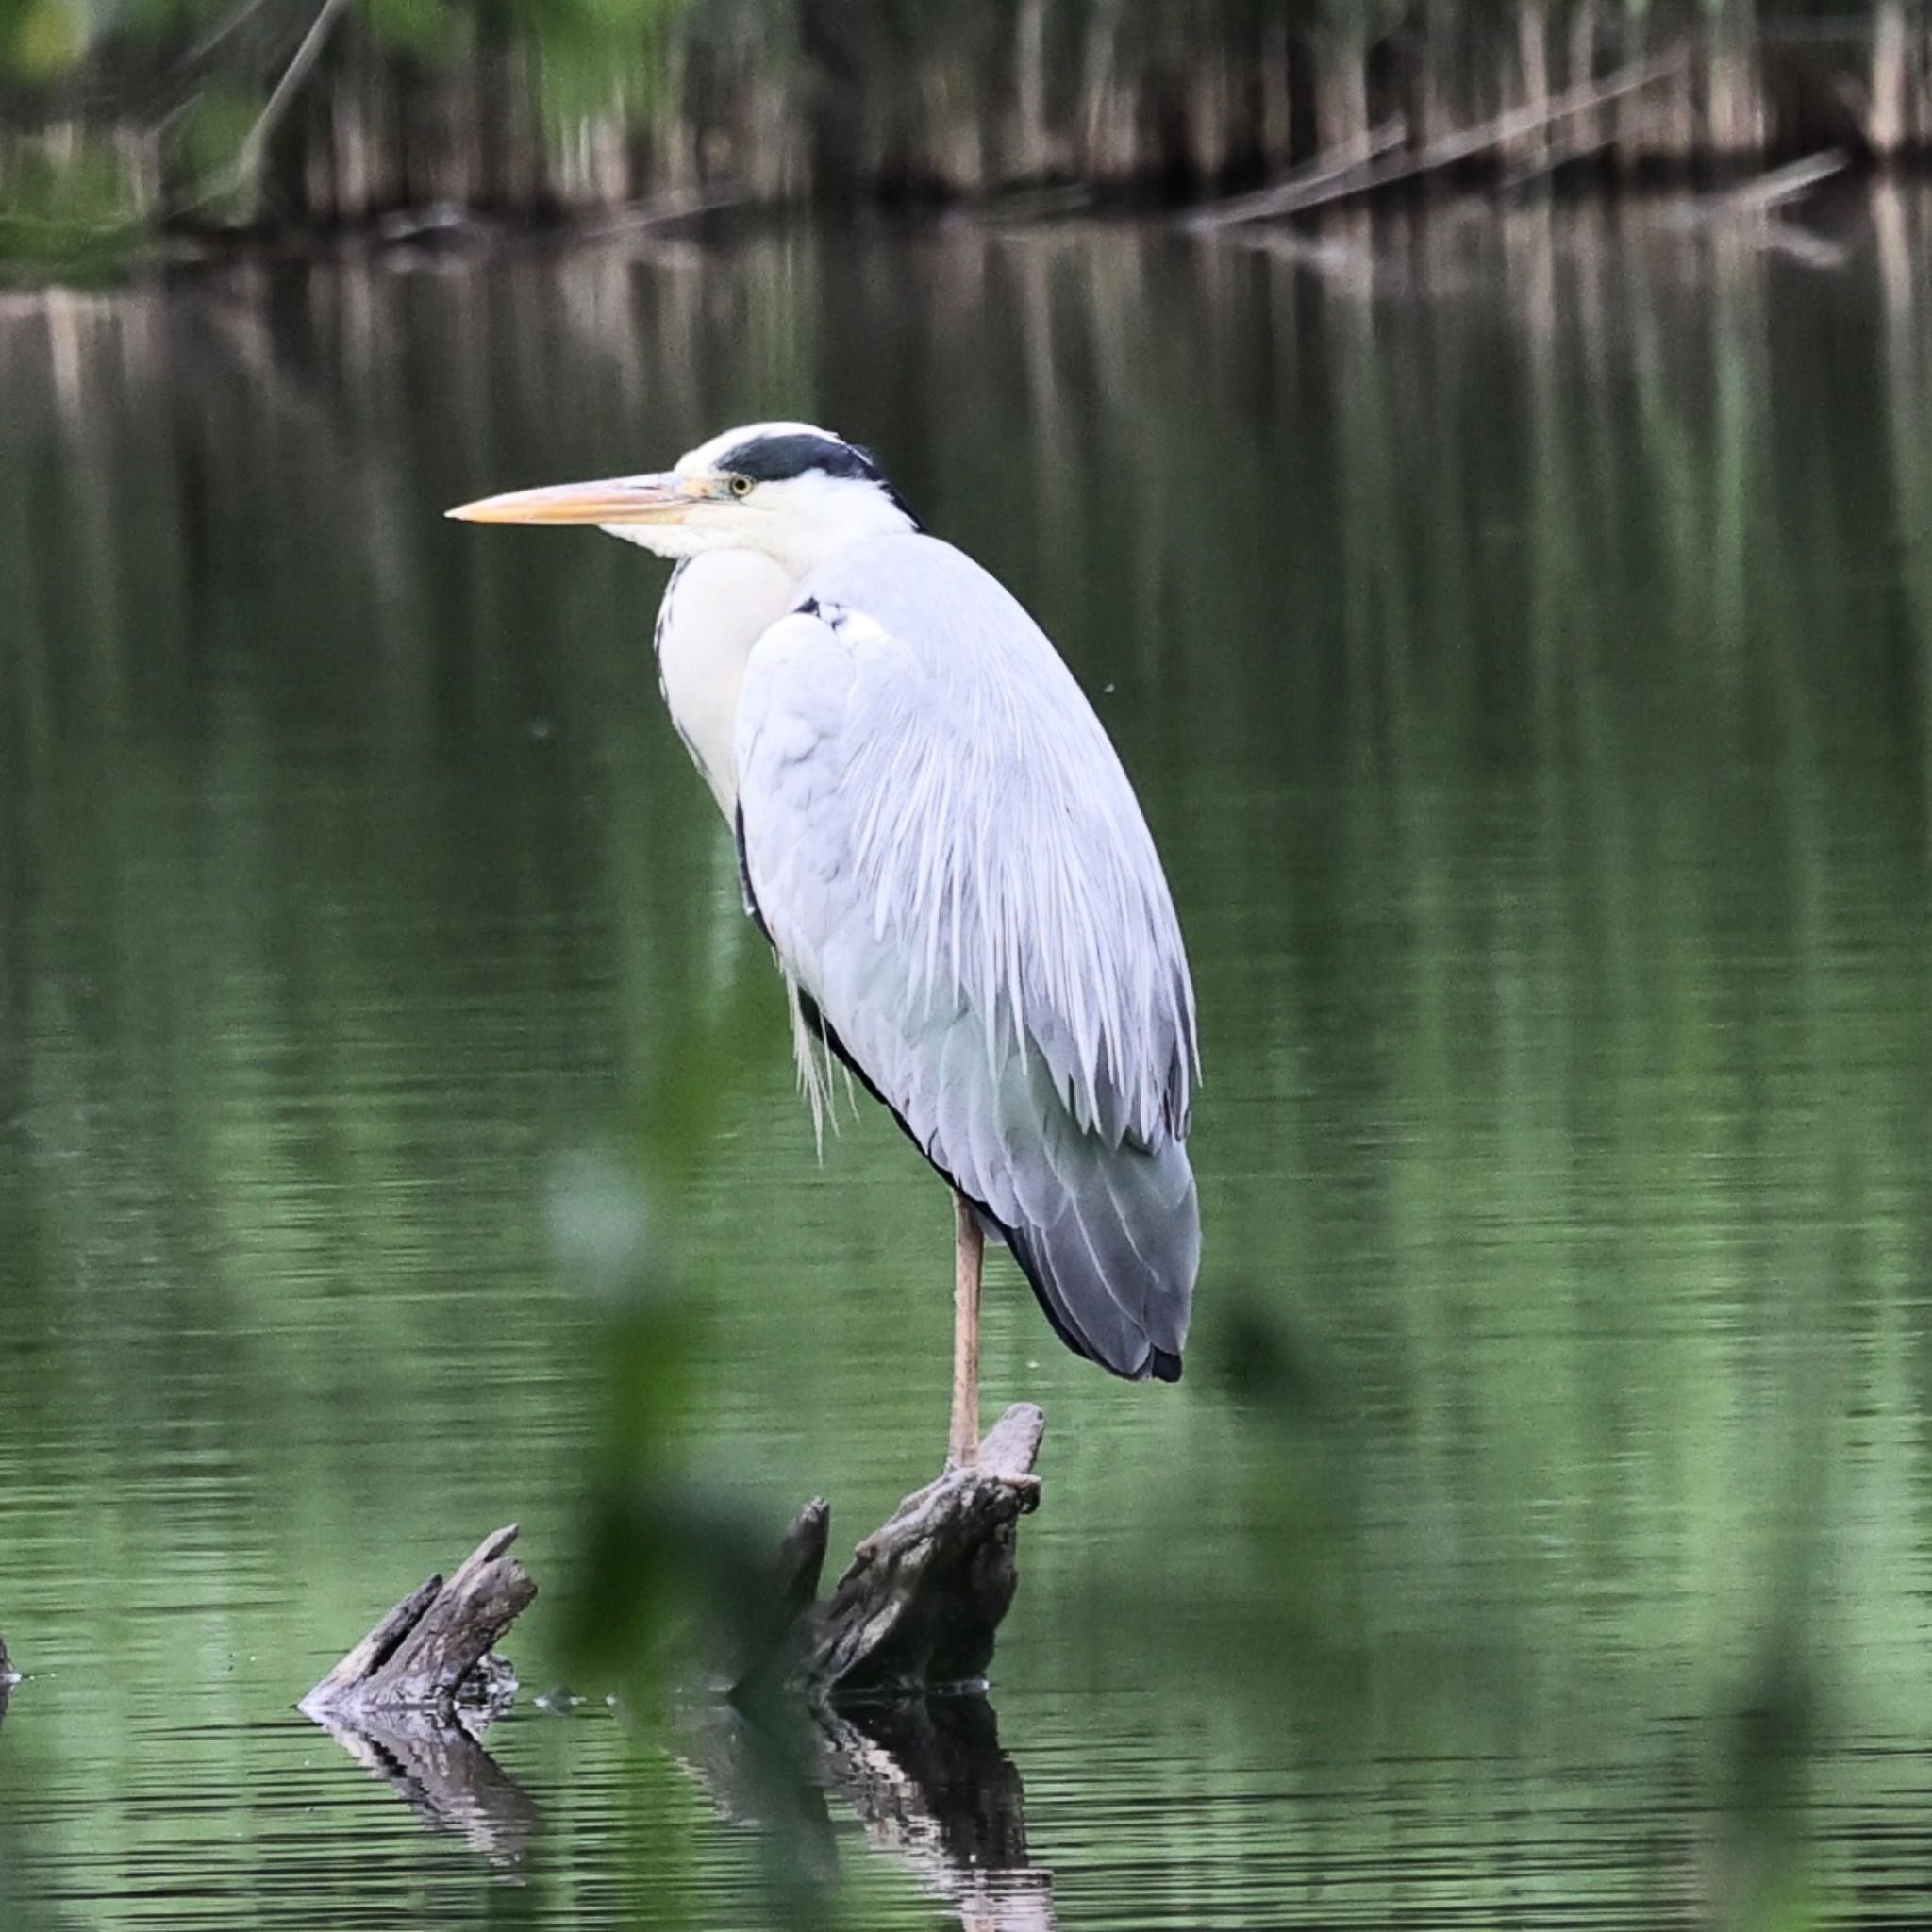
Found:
819,1696 -> 1055,1931
679,1690 -> 1055,1930
308,1706 -> 541,1870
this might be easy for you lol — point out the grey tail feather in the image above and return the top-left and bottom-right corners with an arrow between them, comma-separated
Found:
994,1180 -> 1195,1384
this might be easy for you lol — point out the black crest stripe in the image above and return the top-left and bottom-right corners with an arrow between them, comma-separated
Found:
719,431 -> 923,530
723,433 -> 881,485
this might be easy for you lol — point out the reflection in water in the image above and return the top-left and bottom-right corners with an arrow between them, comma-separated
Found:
819,1698 -> 1054,1932
5,193 -> 1932,1925
308,1707 -> 541,1871
679,1692 -> 1053,1931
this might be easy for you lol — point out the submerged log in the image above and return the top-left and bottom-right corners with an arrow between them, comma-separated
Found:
300,1524 -> 535,1720
748,1403 -> 1046,1700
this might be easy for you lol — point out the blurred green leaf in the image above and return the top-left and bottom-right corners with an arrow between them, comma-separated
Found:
7,0 -> 83,76
358,0 -> 460,59
0,141 -> 144,280
171,77 -> 258,182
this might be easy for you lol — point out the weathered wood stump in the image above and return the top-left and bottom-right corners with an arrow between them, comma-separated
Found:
297,1413 -> 1045,1883
300,1524 -> 534,1721
299,1526 -> 539,1866
752,1403 -> 1046,1699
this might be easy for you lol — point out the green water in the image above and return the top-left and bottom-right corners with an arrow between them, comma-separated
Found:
5,193 -> 1932,1928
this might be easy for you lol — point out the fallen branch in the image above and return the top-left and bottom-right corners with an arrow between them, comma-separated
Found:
230,0 -> 353,193
1192,50 -> 1685,226
1498,108 -> 1657,192
1184,120 -> 1407,230
1656,150 -> 1851,266
300,1524 -> 535,1720
747,1404 -> 1046,1700
571,190 -> 754,242
1713,149 -> 1849,215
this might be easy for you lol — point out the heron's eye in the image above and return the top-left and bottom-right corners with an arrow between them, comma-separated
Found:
728,475 -> 755,498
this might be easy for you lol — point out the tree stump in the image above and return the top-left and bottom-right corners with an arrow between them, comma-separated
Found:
299,1526 -> 539,1867
299,1524 -> 534,1721
749,1403 -> 1046,1700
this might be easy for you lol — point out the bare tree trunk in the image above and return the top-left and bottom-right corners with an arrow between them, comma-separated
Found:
1186,42 -> 1230,182
1707,2 -> 1762,160
1514,0 -> 1551,172
1871,0 -> 1912,159
1014,0 -> 1050,179
1653,31 -> 1701,168
1258,12 -> 1293,170
1076,0 -> 1133,182
1411,2 -> 1455,148
1566,0 -> 1602,155
1315,31 -> 1372,157
655,37 -> 697,193
332,91 -> 370,222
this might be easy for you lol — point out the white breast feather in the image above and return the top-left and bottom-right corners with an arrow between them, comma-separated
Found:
654,550 -> 798,819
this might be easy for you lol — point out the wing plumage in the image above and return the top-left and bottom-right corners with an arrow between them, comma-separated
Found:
733,534 -> 1199,1380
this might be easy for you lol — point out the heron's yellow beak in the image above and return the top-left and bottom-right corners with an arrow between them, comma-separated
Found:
445,472 -> 708,525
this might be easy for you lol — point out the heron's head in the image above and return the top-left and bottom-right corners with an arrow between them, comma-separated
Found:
446,422 -> 918,576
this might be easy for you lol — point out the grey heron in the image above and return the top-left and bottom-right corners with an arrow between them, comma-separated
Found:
450,424 -> 1199,1469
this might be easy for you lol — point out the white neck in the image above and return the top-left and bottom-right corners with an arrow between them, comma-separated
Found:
652,550 -> 800,820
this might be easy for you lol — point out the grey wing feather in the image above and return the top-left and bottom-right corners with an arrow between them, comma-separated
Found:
734,534 -> 1199,1380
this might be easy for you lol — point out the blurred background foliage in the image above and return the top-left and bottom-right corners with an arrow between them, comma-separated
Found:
4,0 -> 1932,277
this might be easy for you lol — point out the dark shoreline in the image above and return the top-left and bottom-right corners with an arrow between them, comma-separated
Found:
0,161 -> 1895,293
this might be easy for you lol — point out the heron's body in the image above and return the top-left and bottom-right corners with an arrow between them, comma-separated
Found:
451,423 -> 1200,1454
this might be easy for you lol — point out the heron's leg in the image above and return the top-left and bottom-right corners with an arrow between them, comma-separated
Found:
948,1190 -> 984,1472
